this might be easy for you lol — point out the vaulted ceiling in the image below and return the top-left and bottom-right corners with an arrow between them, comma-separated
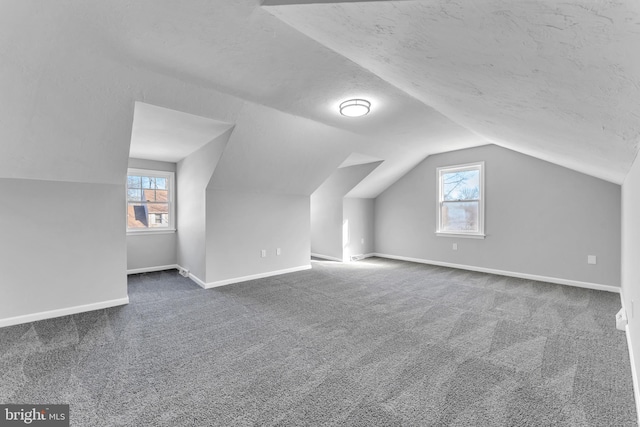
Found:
3,0 -> 640,195
266,0 -> 640,184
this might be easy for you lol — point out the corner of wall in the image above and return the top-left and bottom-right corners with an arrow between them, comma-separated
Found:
621,290 -> 640,425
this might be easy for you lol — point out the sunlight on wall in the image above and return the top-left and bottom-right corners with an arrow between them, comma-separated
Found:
342,219 -> 350,262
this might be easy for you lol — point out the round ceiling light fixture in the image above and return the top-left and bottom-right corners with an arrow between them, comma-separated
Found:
339,99 -> 371,117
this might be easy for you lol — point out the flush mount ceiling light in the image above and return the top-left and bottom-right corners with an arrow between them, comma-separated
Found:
339,99 -> 371,117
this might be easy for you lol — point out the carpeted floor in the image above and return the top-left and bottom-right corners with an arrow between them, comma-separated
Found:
0,257 -> 637,426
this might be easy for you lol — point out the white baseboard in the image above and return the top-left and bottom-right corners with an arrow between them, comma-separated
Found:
621,292 -> 640,426
311,253 -> 376,263
627,326 -> 640,426
0,297 -> 130,329
127,264 -> 179,275
186,271 -> 208,289
311,253 -> 343,262
178,264 -> 312,289
373,253 -> 620,293
625,323 -> 640,426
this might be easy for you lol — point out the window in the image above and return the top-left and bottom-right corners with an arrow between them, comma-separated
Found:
437,162 -> 484,238
127,169 -> 175,233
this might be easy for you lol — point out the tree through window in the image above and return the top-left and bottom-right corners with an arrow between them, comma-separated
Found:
437,162 -> 485,237
127,169 -> 174,232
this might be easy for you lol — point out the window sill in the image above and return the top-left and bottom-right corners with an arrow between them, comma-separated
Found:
436,232 -> 485,239
127,229 -> 176,236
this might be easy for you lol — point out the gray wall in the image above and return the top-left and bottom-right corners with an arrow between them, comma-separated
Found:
126,233 -> 177,271
126,158 -> 177,272
205,189 -> 310,283
622,152 -> 640,385
310,174 -> 345,260
375,144 -> 621,286
201,103 -> 373,283
0,179 -> 127,320
343,198 -> 375,260
176,131 -> 231,281
310,162 -> 381,260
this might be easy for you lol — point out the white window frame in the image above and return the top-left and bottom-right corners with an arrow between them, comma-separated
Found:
126,168 -> 176,234
436,161 -> 485,239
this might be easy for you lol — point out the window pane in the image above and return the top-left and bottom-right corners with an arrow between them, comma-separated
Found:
442,169 -> 480,201
146,203 -> 169,227
127,202 -> 170,229
127,189 -> 142,201
442,201 -> 478,232
127,170 -> 173,232
140,189 -> 168,202
127,203 -> 149,228
154,189 -> 168,202
127,176 -> 141,188
152,213 -> 168,226
142,176 -> 153,189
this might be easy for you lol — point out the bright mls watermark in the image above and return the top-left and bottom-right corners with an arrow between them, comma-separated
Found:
0,405 -> 68,426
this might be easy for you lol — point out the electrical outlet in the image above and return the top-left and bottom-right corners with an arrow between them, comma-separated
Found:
276,248 -> 281,256
453,243 -> 458,251
361,238 -> 365,244
587,255 -> 596,265
261,249 -> 266,258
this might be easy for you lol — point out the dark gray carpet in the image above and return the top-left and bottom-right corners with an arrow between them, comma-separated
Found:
0,257 -> 637,426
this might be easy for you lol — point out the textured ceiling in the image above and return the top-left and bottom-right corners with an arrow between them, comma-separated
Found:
266,0 -> 640,184
3,0 -> 639,193
61,0 -> 487,196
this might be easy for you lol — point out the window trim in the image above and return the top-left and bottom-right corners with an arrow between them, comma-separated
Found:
126,168 -> 176,234
436,161 -> 485,239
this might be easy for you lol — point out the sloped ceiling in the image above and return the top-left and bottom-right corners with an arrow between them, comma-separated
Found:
130,102 -> 234,163
339,153 -> 383,169
208,102 -> 358,196
2,0 -> 639,192
72,0 -> 488,196
266,0 -> 640,184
